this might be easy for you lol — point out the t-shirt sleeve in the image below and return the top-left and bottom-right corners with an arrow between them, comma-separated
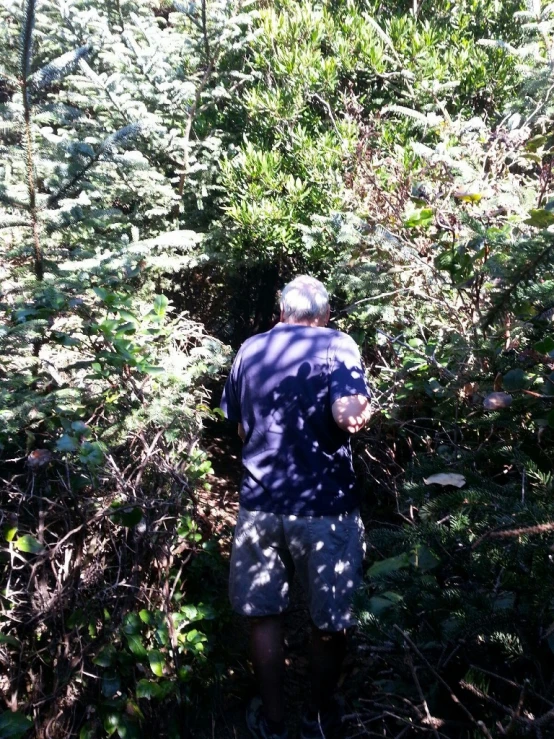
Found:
220,352 -> 242,422
329,332 -> 371,407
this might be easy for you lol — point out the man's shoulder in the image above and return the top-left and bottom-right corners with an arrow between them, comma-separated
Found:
236,325 -> 357,355
237,328 -> 273,353
325,327 -> 359,349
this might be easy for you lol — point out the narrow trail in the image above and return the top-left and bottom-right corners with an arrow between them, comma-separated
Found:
191,419 -> 370,738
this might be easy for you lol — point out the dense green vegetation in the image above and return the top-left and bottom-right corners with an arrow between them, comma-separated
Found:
2,0 -> 554,736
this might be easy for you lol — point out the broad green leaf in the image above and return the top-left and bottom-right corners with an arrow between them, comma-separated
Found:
119,310 -> 138,323
136,679 -> 161,700
140,365 -> 165,376
139,610 -> 153,625
56,434 -> 78,452
102,712 -> 122,737
0,711 -> 33,738
179,604 -> 198,622
155,625 -> 170,646
0,633 -> 20,648
196,603 -> 216,620
126,634 -> 147,659
79,723 -> 96,739
367,553 -> 410,577
124,701 -> 143,721
123,612 -> 142,635
14,535 -> 43,554
503,368 -> 528,391
153,294 -> 168,317
382,591 -> 403,603
4,526 -> 16,542
410,544 -> 440,570
148,649 -> 165,677
115,716 -> 141,738
524,209 -> 554,228
535,337 -> 554,354
366,595 -> 397,617
115,322 -> 137,336
526,134 -> 546,152
93,646 -> 114,668
178,665 -> 193,682
79,441 -> 105,467
93,286 -> 108,301
155,680 -> 176,699
71,421 -> 90,437
101,670 -> 121,698
404,207 -> 433,228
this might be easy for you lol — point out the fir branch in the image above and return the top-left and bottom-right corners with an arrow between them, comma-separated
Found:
0,119 -> 18,134
0,65 -> 18,86
0,192 -> 28,210
0,214 -> 30,229
47,123 -> 143,207
29,45 -> 91,92
100,123 -> 143,155
20,0 -> 36,84
483,233 -> 554,328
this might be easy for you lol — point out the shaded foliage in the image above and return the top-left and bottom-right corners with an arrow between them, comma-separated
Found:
3,0 -> 554,737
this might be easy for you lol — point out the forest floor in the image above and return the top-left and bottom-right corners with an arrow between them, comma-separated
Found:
190,419 -> 371,739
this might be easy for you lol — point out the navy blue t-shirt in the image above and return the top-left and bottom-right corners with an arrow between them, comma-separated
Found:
220,323 -> 370,516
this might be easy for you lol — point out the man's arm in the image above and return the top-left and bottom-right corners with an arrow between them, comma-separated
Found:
332,394 -> 371,434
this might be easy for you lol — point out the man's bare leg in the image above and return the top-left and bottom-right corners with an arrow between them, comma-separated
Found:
249,615 -> 286,728
309,626 -> 346,715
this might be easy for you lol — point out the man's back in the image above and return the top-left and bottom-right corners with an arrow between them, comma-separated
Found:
222,276 -> 371,739
221,322 -> 368,515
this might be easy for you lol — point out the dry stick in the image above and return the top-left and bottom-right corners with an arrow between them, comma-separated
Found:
133,428 -> 165,489
459,681 -> 527,726
472,521 -> 554,549
393,626 -> 494,739
468,664 -> 522,691
504,682 -> 527,735
394,727 -> 413,739
406,651 -> 442,738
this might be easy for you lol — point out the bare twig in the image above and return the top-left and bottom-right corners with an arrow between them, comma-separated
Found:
393,626 -> 494,739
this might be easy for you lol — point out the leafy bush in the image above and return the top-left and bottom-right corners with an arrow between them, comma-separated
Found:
3,0 -> 554,735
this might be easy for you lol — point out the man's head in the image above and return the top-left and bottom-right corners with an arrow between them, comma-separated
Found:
280,275 -> 330,326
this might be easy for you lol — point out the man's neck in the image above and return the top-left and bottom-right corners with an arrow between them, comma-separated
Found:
281,319 -> 324,328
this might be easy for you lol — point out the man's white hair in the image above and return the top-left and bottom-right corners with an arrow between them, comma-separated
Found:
280,275 -> 329,322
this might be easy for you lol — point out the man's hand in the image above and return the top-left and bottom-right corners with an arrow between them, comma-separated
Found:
332,395 -> 371,434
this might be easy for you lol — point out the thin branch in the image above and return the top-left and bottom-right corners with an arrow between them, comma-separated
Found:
393,626 -> 494,739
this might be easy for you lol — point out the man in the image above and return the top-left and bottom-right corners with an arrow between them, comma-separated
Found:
221,275 -> 371,739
